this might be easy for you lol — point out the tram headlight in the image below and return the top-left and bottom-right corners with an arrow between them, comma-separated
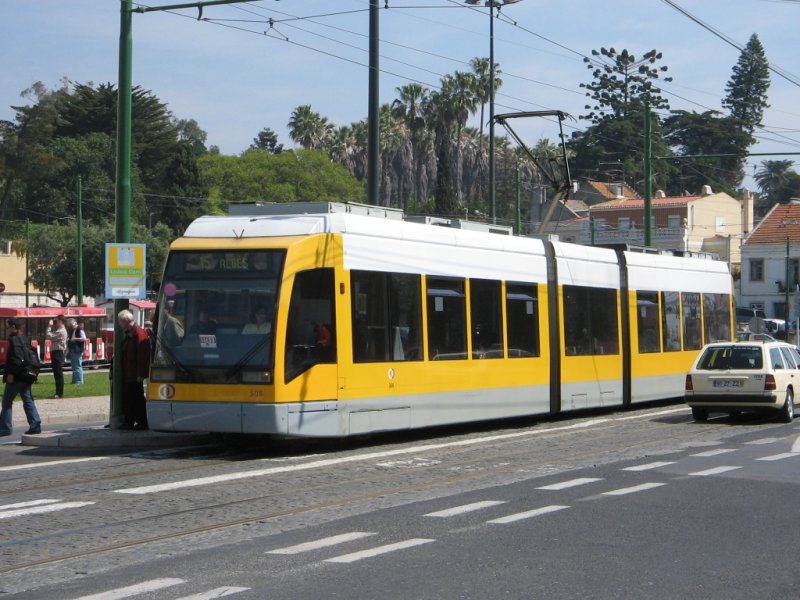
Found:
150,367 -> 176,382
241,369 -> 272,384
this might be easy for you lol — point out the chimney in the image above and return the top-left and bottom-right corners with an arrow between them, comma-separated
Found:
655,190 -> 666,198
702,185 -> 713,196
740,189 -> 754,235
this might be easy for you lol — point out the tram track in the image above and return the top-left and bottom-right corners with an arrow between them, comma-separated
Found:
1,406 -> 754,576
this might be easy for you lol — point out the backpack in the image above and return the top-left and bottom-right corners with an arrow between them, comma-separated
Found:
16,334 -> 42,384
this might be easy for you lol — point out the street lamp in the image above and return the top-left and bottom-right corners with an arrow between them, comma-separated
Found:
465,0 -> 523,224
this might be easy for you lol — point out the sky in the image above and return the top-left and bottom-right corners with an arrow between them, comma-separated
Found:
1,0 -> 799,192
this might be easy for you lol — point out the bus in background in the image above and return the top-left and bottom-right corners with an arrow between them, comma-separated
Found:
0,306 -> 107,368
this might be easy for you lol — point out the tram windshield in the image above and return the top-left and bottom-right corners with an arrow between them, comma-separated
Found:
152,250 -> 285,382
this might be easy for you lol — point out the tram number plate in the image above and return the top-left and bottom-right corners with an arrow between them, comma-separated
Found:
713,380 -> 742,388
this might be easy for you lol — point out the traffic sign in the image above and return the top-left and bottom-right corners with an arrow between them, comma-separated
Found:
104,243 -> 147,299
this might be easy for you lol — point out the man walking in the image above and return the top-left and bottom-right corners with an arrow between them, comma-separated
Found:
117,310 -> 151,430
0,320 -> 42,436
46,315 -> 68,399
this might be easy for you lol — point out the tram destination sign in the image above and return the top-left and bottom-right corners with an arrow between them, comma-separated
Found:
105,243 -> 147,299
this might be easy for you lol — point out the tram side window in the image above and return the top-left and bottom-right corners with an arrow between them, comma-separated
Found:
563,285 -> 619,356
427,277 -> 467,360
470,279 -> 503,358
285,268 -> 336,382
506,283 -> 539,357
637,291 -> 661,353
703,293 -> 732,343
682,292 -> 702,351
661,291 -> 681,352
351,271 -> 422,362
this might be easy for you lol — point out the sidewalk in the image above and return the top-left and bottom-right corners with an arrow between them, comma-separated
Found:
10,395 -> 212,449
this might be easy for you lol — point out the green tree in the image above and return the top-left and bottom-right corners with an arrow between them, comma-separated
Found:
755,160 -> 799,212
251,127 -> 284,153
288,105 -> 333,150
722,33 -> 770,138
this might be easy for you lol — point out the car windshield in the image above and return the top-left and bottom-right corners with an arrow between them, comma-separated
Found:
697,345 -> 763,370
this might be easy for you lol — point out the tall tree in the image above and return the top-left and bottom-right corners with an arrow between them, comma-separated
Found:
755,159 -> 798,210
722,33 -> 770,138
250,127 -> 283,153
392,83 -> 430,207
287,105 -> 332,150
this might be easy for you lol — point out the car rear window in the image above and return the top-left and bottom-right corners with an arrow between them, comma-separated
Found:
697,346 -> 763,370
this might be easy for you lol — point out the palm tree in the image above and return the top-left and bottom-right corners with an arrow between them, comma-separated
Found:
755,160 -> 795,201
288,105 -> 332,150
470,57 -> 502,198
392,83 -> 430,207
441,72 -> 479,203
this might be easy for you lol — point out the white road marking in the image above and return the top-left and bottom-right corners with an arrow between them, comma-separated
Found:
757,453 -> 800,461
689,466 -> 741,476
536,477 -> 603,490
0,457 -> 108,472
0,501 -> 95,520
114,418 -> 614,495
424,501 -> 507,518
691,449 -> 736,457
71,578 -> 185,600
792,435 -> 800,453
746,438 -> 780,445
324,538 -> 435,563
0,498 -> 60,510
614,407 -> 688,420
622,461 -> 676,471
601,482 -> 666,496
172,587 -> 250,600
487,505 -> 569,524
267,532 -> 375,554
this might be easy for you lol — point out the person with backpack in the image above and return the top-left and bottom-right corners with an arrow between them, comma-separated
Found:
0,319 -> 42,436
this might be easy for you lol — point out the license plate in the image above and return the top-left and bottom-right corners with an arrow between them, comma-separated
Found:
713,380 -> 743,388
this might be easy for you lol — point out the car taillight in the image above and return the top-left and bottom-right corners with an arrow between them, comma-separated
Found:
765,374 -> 776,391
685,374 -> 693,391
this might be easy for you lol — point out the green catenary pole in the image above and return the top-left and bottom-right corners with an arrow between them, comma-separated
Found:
515,163 -> 520,235
76,175 -> 83,304
112,0 -> 133,429
367,0 -> 379,205
644,104 -> 653,247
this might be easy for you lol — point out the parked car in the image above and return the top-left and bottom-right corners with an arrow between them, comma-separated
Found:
684,340 -> 800,422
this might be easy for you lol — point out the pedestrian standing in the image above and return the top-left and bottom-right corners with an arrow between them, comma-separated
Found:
46,315 -> 68,398
117,310 -> 151,430
0,320 -> 42,436
66,318 -> 87,384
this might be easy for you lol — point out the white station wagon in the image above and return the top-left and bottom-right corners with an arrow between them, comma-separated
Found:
684,340 -> 800,422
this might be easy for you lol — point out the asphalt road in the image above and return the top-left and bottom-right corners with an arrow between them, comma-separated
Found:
2,404 -> 799,599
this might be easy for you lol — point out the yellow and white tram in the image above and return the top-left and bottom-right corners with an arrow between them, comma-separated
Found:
147,207 -> 733,437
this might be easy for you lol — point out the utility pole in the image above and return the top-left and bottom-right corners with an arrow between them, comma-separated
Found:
367,0 -> 380,205
644,104 -> 653,247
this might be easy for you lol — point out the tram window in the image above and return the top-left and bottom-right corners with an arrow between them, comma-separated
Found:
682,292 -> 702,351
285,268 -> 336,382
637,291 -> 661,353
427,277 -> 467,360
661,291 -> 681,352
563,285 -> 619,356
351,271 -> 422,362
703,293 -> 732,343
470,279 -> 503,359
506,283 -> 539,357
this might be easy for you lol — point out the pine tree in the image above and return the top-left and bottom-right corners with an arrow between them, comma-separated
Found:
722,33 -> 770,138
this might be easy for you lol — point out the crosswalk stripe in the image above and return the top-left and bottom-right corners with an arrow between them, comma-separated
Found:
757,452 -> 800,461
689,466 -> 741,476
0,498 -> 60,510
487,505 -> 569,524
424,501 -> 507,518
267,532 -> 375,555
691,449 -> 736,457
71,578 -> 185,600
325,538 -> 435,563
601,482 -> 666,496
622,461 -> 676,471
745,438 -> 780,445
0,501 -> 94,520
0,457 -> 108,472
173,587 -> 250,600
536,477 -> 602,490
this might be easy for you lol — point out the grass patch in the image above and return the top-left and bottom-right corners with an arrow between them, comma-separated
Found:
30,371 -> 110,399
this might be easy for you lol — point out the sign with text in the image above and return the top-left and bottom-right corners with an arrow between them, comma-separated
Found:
105,243 -> 147,299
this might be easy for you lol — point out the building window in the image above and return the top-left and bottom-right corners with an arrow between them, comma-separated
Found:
618,217 -> 630,230
790,259 -> 800,290
749,259 -> 764,282
667,215 -> 681,229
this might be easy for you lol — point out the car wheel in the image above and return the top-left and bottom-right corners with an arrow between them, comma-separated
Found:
779,389 -> 795,423
691,407 -> 708,422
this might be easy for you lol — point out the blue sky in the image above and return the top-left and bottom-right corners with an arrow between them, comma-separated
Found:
2,0 -> 798,191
